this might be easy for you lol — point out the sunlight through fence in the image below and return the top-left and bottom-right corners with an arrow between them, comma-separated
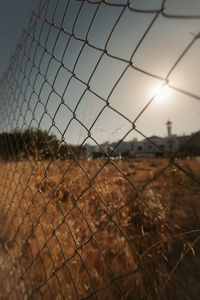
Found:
0,0 -> 200,299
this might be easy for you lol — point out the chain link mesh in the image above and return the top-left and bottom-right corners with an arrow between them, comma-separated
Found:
0,0 -> 200,299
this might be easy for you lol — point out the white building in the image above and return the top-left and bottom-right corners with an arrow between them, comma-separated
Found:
130,135 -> 179,157
86,121 -> 180,158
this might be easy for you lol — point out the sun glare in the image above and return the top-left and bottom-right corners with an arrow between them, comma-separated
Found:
151,84 -> 171,103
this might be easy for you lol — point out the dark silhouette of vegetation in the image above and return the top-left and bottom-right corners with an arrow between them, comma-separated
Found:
178,131 -> 200,157
0,129 -> 86,161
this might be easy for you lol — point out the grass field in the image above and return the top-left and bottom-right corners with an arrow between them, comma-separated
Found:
0,158 -> 199,299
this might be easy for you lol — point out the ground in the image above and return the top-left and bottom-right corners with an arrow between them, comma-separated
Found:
0,158 -> 199,299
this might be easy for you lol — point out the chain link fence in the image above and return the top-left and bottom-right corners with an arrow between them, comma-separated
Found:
0,0 -> 200,299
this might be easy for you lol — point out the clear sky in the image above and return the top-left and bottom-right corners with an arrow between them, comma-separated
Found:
0,0 -> 200,146
0,0 -> 40,76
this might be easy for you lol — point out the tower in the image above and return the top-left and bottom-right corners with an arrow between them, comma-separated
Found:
166,120 -> 172,137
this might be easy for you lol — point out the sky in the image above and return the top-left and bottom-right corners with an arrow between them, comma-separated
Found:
0,0 -> 200,146
0,0 -> 40,76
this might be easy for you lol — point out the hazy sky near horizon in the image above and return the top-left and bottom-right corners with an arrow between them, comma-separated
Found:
0,0 -> 200,145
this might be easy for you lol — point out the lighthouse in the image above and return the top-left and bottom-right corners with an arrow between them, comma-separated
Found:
166,120 -> 172,137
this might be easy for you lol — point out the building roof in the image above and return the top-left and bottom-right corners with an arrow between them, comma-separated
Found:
148,135 -> 162,140
166,120 -> 172,125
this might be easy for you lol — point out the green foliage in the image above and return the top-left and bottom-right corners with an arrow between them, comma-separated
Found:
0,128 -> 86,161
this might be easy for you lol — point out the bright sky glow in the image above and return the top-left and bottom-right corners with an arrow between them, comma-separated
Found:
152,84 -> 172,104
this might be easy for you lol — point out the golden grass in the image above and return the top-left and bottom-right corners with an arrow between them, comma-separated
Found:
0,158 -> 199,299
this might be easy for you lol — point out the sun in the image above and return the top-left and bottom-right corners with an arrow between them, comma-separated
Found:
151,84 -> 171,103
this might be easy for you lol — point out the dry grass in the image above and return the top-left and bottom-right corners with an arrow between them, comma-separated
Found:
0,158 -> 199,299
